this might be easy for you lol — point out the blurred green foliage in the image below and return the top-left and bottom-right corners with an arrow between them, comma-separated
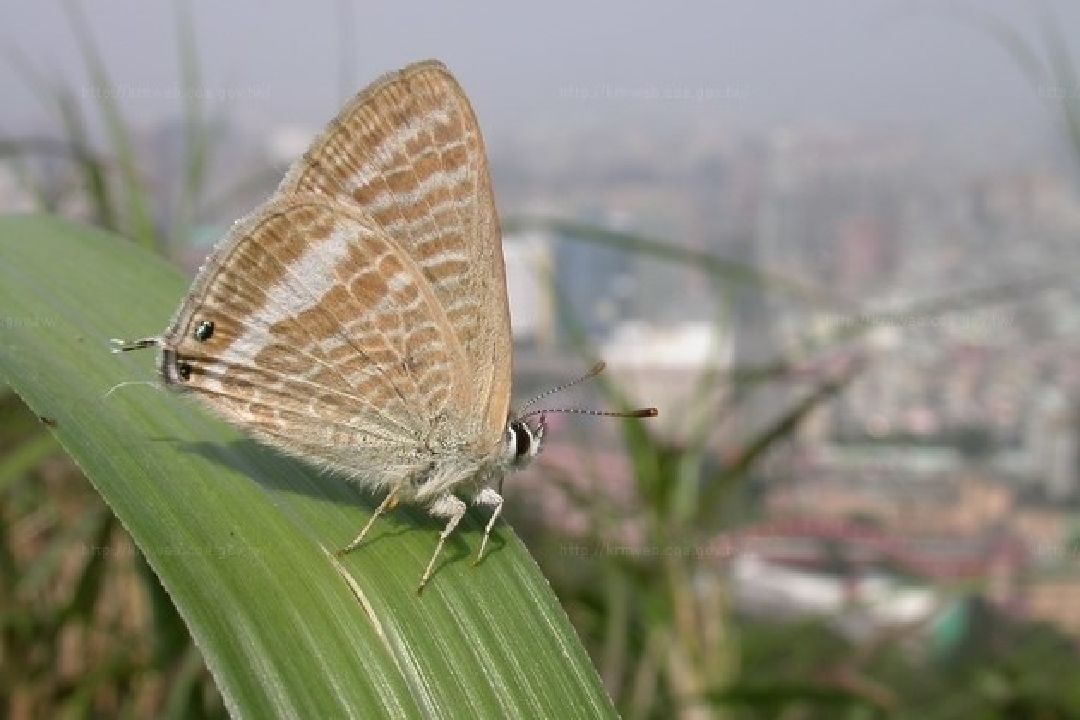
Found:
0,390 -> 226,718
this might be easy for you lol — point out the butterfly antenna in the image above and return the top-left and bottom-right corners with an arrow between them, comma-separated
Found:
517,361 -> 658,421
518,361 -> 608,413
520,406 -> 658,421
110,337 -> 161,354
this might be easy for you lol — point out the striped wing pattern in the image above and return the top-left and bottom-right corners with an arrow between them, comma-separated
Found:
162,196 -> 470,482
278,60 -> 511,447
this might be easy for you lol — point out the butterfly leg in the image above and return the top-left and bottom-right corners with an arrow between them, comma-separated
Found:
417,494 -> 466,594
471,487 -> 503,567
337,490 -> 398,556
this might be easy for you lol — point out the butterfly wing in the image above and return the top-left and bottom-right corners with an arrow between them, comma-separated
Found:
159,194 -> 473,483
277,59 -> 511,452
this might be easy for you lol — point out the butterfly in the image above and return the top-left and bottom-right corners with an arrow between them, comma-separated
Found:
113,59 -> 655,593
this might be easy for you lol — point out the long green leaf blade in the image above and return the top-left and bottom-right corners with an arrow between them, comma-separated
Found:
0,214 -> 615,719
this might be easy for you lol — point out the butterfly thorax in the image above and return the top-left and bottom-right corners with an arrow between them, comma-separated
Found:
397,417 -> 540,504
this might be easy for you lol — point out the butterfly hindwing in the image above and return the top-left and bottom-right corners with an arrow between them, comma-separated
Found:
160,194 -> 472,478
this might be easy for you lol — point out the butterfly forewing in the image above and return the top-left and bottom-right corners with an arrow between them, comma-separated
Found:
277,59 -> 512,449
161,195 -> 471,479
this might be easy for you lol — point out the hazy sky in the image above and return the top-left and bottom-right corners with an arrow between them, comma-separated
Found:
3,1 -> 1079,150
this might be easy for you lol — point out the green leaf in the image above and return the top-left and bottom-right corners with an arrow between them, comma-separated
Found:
0,214 -> 616,719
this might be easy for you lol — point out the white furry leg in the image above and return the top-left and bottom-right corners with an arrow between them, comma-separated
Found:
336,490 -> 398,556
417,494 -> 466,594
472,487 -> 504,566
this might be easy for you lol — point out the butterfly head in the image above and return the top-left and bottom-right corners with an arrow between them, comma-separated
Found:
504,415 -> 547,469
500,361 -> 657,473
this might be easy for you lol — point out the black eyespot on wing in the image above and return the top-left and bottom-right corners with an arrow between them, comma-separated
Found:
177,360 -> 192,381
194,320 -> 214,342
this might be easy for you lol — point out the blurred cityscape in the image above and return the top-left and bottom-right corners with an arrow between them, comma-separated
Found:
497,120 -> 1080,649
498,120 -> 1080,651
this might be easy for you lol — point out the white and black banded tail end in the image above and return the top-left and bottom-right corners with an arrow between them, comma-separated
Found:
109,337 -> 162,354
109,337 -> 189,387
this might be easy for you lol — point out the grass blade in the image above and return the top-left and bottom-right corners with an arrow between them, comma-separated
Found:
0,214 -> 616,719
504,216 -> 849,307
60,0 -> 158,249
170,0 -> 211,249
